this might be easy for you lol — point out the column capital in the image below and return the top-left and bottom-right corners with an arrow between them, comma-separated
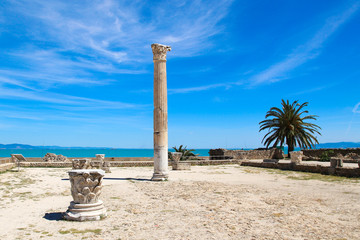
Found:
151,43 -> 171,61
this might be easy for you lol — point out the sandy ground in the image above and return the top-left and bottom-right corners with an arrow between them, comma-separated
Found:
0,165 -> 360,240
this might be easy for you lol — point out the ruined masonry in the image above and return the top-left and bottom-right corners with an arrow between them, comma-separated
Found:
151,43 -> 171,181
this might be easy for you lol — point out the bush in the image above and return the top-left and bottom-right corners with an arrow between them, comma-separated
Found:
319,150 -> 334,162
168,145 -> 199,161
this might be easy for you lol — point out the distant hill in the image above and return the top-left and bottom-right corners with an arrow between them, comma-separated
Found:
314,142 -> 360,149
0,143 -> 109,149
1,142 -> 360,150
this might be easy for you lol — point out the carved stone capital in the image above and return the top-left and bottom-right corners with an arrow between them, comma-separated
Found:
151,43 -> 171,61
68,169 -> 104,204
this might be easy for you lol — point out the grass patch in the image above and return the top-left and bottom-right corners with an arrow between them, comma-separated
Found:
272,212 -> 284,217
207,171 -> 230,175
257,168 -> 360,182
59,228 -> 102,235
286,173 -> 360,182
110,196 -> 121,199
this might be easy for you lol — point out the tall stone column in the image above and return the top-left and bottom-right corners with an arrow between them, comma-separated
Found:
151,43 -> 171,181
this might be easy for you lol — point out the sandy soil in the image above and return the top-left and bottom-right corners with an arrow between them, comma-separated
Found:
0,165 -> 360,240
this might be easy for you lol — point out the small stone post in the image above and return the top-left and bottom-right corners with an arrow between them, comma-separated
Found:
151,43 -> 171,181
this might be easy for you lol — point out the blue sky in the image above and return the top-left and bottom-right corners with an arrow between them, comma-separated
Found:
0,0 -> 359,148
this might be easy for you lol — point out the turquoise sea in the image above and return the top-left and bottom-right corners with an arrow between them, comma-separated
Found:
0,149 -> 213,158
0,147 -> 301,158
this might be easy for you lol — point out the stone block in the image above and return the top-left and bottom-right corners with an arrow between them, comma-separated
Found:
43,153 -> 68,162
263,159 -> 279,163
290,151 -> 303,164
170,152 -> 183,162
172,162 -> 191,170
72,159 -> 90,169
330,158 -> 343,168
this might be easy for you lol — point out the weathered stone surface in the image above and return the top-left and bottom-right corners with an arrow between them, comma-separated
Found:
330,159 -> 343,168
43,153 -> 68,162
90,161 -> 102,169
290,151 -> 303,164
302,148 -> 360,161
0,163 -> 15,172
345,153 -> 360,160
102,161 -> 111,173
240,160 -> 360,177
151,43 -> 171,61
172,162 -> 191,170
171,152 -> 183,162
72,159 -> 90,169
272,148 -> 284,159
263,159 -> 279,163
209,148 -> 284,160
152,43 -> 171,181
64,169 -> 107,221
69,170 -> 104,204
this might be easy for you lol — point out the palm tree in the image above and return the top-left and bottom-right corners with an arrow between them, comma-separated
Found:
259,99 -> 321,157
169,145 -> 199,160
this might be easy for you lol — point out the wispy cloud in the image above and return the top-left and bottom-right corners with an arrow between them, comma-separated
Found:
0,85 -> 144,110
353,102 -> 360,113
249,2 -> 360,86
6,0 -> 233,61
164,2 -> 360,95
288,83 -> 337,96
168,82 -> 235,94
0,0 -> 234,95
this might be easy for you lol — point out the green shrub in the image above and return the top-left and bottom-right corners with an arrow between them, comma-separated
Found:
168,145 -> 199,161
319,150 -> 334,162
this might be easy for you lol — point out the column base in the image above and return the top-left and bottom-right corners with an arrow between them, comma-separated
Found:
64,200 -> 107,221
151,172 -> 169,181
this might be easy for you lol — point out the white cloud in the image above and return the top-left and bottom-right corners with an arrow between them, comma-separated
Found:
250,2 -> 360,86
0,0 -> 234,93
353,102 -> 360,113
169,83 -> 233,94
0,85 -> 144,110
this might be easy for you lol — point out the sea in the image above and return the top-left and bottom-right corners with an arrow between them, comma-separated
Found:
0,149 -> 213,158
0,147 -> 302,158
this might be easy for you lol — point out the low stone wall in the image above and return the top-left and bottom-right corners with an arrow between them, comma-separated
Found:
0,158 -> 15,172
302,148 -> 360,161
240,161 -> 360,178
20,162 -> 73,168
209,148 -> 284,160
18,159 -> 239,168
14,157 -> 155,162
0,163 -> 15,172
0,157 -> 13,164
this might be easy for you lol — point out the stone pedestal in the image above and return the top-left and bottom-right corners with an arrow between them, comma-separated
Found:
72,159 -> 90,169
96,154 -> 111,173
330,158 -> 343,168
172,162 -> 191,170
64,169 -> 107,221
151,43 -> 171,181
290,151 -> 303,165
171,152 -> 191,170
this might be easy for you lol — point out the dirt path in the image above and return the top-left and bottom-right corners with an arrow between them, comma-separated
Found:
0,165 -> 359,239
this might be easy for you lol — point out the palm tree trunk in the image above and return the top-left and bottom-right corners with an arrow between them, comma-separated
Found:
287,144 -> 294,158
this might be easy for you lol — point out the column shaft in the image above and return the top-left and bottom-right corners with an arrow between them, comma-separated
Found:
151,43 -> 171,181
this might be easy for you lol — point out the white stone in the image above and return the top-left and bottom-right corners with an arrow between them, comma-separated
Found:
64,169 -> 107,221
72,159 -> 90,169
290,151 -> 303,164
151,43 -> 171,181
